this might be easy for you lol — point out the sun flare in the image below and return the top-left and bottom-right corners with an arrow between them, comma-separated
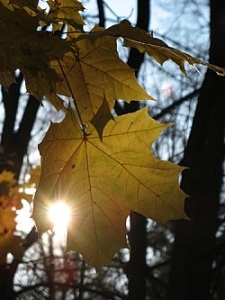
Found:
48,202 -> 71,242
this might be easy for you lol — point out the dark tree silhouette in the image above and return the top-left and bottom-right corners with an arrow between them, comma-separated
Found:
0,75 -> 40,299
113,1 -> 150,299
168,1 -> 225,299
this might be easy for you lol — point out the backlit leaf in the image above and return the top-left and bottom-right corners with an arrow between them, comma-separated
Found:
2,0 -> 225,268
50,32 -> 151,127
0,0 -> 77,98
33,108 -> 187,268
48,0 -> 85,32
104,20 -> 225,75
0,167 -> 41,263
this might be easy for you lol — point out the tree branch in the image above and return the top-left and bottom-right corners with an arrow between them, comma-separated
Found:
96,0 -> 105,27
153,88 -> 200,121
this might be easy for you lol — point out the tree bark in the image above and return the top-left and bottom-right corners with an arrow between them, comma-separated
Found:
168,1 -> 225,299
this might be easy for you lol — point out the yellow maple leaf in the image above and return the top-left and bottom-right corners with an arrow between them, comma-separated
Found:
0,207 -> 16,233
50,32 -> 151,126
0,171 -> 16,186
48,0 -> 85,32
0,167 -> 41,263
0,171 -> 23,210
33,108 -> 187,268
0,203 -> 20,264
95,19 -> 225,76
0,0 -> 72,99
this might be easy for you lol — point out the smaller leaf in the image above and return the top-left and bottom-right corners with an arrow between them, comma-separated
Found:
0,171 -> 16,186
0,207 -> 17,233
48,0 -> 85,32
9,0 -> 38,11
105,20 -> 225,75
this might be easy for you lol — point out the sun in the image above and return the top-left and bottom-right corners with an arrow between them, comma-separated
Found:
48,201 -> 71,245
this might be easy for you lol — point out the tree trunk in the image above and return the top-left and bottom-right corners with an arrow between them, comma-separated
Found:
168,1 -> 225,299
111,0 -> 150,297
124,1 -> 150,299
127,212 -> 147,300
0,74 -> 40,299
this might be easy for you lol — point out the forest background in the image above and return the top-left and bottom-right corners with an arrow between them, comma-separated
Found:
0,0 -> 224,299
